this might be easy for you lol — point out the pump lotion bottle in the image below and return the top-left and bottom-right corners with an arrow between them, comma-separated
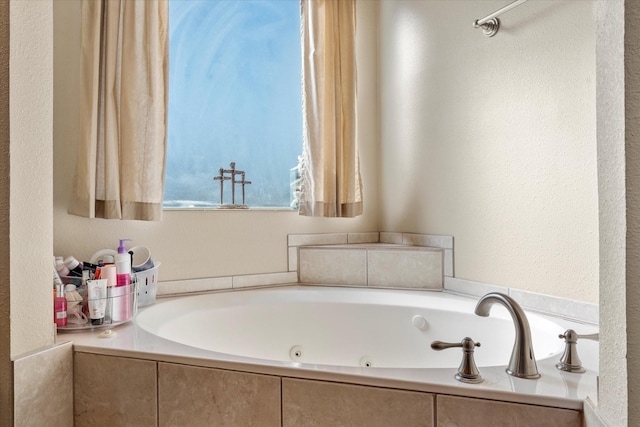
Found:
112,239 -> 132,322
115,239 -> 131,287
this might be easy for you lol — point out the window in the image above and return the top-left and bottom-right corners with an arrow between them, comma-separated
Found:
164,0 -> 302,208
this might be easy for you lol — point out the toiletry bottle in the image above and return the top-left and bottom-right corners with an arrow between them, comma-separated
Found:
54,284 -> 67,327
113,239 -> 133,322
115,239 -> 131,287
55,257 -> 70,277
64,256 -> 84,277
82,269 -> 90,286
53,266 -> 64,289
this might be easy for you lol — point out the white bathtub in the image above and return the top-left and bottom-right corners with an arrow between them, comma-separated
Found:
64,285 -> 599,411
135,286 -> 566,369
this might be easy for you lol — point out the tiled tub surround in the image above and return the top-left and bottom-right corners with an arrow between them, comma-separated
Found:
298,244 -> 444,288
290,232 -> 454,288
155,232 -> 452,297
155,231 -> 596,325
61,286 -> 598,427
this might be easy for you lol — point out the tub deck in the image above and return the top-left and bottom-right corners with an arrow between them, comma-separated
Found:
57,285 -> 598,411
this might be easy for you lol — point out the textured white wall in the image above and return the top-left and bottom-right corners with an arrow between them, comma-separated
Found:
10,0 -> 54,358
625,0 -> 640,415
379,1 -> 598,303
52,1 -> 379,281
595,1 -> 627,424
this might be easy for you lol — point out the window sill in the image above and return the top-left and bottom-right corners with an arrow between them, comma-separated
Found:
162,207 -> 297,213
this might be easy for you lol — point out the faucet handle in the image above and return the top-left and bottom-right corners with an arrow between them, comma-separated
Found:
431,337 -> 483,384
558,329 -> 599,342
556,329 -> 598,373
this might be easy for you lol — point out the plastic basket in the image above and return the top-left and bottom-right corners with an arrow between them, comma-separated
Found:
56,281 -> 138,332
134,262 -> 160,307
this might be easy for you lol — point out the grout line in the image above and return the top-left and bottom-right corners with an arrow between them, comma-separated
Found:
433,394 -> 438,426
280,377 -> 284,427
365,249 -> 369,286
156,361 -> 160,425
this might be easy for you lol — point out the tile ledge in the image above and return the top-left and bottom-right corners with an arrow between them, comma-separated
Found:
444,277 -> 598,325
299,243 -> 442,251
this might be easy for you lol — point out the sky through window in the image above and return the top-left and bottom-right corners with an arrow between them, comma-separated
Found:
164,0 -> 302,208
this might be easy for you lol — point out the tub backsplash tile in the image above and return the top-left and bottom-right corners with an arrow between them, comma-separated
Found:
509,288 -> 599,324
158,276 -> 232,296
347,232 -> 380,244
154,230 -> 597,325
299,248 -> 367,286
288,247 -> 298,272
444,249 -> 454,277
444,277 -> 509,298
368,249 -> 442,289
402,233 -> 454,249
292,232 -> 451,290
288,233 -> 348,247
444,277 -> 598,324
159,272 -> 300,297
233,272 -> 297,289
379,232 -> 403,244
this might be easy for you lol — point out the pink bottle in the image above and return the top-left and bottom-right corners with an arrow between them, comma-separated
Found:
115,239 -> 131,287
54,284 -> 67,327
112,239 -> 132,322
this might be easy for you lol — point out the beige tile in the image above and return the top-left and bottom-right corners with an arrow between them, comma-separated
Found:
436,395 -> 582,427
379,231 -> 403,244
444,249 -> 454,277
288,246 -> 298,272
158,362 -> 281,427
14,342 -> 73,427
299,248 -> 367,285
444,276 -> 509,298
74,352 -> 157,427
158,276 -> 232,296
403,233 -> 454,249
347,232 -> 380,244
283,378 -> 434,427
232,271 -> 297,288
288,233 -> 348,247
509,288 -> 599,324
368,249 -> 443,289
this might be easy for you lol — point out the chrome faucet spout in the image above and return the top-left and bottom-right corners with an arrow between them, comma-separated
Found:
474,292 -> 540,379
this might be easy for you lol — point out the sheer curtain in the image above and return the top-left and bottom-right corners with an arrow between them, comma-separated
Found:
299,0 -> 363,218
68,0 -> 168,221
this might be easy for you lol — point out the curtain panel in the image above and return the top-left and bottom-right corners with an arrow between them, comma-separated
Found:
299,0 -> 363,218
68,0 -> 168,221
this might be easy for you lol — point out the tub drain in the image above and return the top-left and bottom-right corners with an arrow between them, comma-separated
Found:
290,345 -> 304,361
